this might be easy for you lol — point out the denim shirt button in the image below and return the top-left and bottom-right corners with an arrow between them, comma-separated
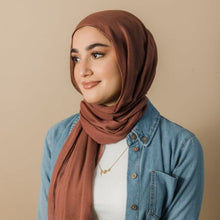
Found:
141,136 -> 148,143
131,204 -> 138,210
131,173 -> 137,179
133,147 -> 139,152
131,133 -> 137,140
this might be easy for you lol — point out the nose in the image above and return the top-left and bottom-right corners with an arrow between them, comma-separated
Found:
76,58 -> 93,77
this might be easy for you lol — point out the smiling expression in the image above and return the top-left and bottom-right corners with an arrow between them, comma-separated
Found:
71,26 -> 122,106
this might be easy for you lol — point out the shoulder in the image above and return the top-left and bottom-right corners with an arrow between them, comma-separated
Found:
138,98 -> 203,156
45,113 -> 80,152
137,98 -> 201,151
47,113 -> 80,137
159,115 -> 195,140
158,115 -> 203,162
159,114 -> 202,147
48,113 -> 79,134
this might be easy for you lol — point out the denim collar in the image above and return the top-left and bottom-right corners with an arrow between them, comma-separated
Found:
127,97 -> 160,148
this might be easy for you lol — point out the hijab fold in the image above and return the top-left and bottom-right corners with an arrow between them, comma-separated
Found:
48,10 -> 157,220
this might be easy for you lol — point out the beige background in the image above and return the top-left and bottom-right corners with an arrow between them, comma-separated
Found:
0,0 -> 219,219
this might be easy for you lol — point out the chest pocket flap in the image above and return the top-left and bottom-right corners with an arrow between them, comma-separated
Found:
148,170 -> 178,219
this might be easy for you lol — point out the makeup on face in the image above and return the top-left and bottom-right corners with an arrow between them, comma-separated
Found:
71,26 -> 122,106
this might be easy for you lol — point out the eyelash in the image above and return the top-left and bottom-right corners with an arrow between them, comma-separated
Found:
71,51 -> 105,63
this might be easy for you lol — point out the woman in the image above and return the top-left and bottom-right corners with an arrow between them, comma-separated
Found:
38,10 -> 204,220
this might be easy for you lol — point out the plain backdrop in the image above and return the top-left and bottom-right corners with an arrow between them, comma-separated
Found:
0,0 -> 219,219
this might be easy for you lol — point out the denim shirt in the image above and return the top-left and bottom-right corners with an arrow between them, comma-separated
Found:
38,97 -> 204,220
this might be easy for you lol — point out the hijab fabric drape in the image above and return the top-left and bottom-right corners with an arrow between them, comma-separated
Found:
48,10 -> 158,220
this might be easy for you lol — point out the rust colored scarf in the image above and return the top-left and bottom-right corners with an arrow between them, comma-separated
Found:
48,10 -> 157,220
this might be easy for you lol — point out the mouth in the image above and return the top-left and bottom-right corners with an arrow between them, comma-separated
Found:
82,81 -> 101,89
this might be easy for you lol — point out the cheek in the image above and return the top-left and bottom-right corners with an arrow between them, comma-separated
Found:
73,69 -> 80,84
110,63 -> 122,86
100,59 -> 120,78
73,70 -> 82,92
102,70 -> 122,93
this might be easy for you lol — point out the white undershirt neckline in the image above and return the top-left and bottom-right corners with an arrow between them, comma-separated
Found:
92,138 -> 128,220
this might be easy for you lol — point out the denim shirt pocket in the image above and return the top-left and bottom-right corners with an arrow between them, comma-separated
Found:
147,170 -> 178,219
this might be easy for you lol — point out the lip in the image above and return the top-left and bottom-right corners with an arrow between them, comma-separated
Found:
82,81 -> 101,89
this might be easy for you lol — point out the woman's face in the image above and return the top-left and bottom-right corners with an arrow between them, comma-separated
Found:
71,26 -> 122,106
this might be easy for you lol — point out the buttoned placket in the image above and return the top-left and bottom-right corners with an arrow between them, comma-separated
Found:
125,130 -> 149,220
125,131 -> 141,220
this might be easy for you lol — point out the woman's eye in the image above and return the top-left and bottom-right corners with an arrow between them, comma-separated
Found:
92,52 -> 105,59
71,52 -> 104,63
71,56 -> 80,63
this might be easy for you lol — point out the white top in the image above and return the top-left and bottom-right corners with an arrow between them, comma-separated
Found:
92,138 -> 128,220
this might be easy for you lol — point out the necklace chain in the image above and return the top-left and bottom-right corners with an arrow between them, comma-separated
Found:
98,146 -> 128,176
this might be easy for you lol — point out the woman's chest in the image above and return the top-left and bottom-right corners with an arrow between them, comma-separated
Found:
92,137 -> 178,220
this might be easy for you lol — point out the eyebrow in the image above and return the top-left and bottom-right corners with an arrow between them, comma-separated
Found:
71,43 -> 110,53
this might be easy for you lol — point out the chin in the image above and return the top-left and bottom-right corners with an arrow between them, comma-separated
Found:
85,97 -> 116,106
84,97 -> 101,105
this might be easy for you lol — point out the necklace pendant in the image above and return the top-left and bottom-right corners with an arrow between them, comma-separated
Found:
100,168 -> 111,176
98,146 -> 128,176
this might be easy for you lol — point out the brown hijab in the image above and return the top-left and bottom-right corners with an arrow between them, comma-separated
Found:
48,10 -> 157,220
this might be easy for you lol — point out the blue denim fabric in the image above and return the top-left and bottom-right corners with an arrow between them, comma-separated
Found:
38,97 -> 204,220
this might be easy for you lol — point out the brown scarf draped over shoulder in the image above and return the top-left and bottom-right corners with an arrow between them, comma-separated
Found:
48,10 -> 158,220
